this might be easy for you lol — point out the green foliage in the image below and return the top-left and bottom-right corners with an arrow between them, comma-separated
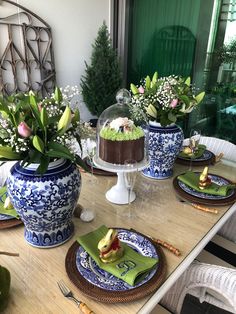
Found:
215,37 -> 236,65
80,22 -> 122,116
0,88 -> 86,174
130,71 -> 205,126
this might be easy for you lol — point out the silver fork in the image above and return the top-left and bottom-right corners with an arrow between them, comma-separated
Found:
57,280 -> 94,313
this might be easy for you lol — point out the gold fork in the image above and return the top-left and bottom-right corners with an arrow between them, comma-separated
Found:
57,280 -> 94,314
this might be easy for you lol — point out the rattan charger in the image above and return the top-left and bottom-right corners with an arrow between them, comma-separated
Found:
65,233 -> 167,303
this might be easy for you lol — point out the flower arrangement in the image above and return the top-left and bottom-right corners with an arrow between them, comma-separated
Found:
0,87 -> 87,174
129,71 -> 205,126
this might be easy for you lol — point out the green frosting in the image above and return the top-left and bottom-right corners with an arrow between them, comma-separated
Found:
100,125 -> 144,141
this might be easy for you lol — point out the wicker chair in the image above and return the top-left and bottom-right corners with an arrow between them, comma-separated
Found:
160,261 -> 236,313
160,137 -> 236,313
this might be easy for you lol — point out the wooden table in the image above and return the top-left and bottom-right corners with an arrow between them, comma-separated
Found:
1,160 -> 236,314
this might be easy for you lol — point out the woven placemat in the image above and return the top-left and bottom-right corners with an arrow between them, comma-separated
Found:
175,150 -> 215,166
0,218 -> 23,229
65,231 -> 167,303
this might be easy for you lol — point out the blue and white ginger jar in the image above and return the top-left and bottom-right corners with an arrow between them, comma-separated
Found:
7,159 -> 81,248
142,121 -> 184,179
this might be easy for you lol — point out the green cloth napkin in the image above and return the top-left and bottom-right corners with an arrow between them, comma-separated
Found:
0,186 -> 19,218
77,225 -> 158,286
178,171 -> 235,196
179,144 -> 206,159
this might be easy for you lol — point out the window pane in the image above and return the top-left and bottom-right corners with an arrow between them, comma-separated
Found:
126,0 -> 236,144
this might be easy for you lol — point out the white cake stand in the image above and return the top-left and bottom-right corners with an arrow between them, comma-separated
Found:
93,156 -> 149,205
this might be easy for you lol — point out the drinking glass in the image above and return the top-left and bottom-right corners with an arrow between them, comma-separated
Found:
80,137 -> 97,222
124,160 -> 138,205
189,129 -> 201,171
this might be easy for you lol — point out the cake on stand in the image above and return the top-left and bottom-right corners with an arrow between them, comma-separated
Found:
94,88 -> 149,205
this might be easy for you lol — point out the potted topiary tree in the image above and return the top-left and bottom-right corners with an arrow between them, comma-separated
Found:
80,21 -> 122,125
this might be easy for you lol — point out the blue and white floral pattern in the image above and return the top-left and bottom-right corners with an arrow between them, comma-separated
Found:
0,214 -> 14,221
143,122 -> 184,179
178,150 -> 214,162
76,229 -> 158,291
178,174 -> 234,200
7,159 -> 81,248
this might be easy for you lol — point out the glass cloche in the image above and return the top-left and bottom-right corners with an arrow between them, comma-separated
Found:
95,88 -> 149,169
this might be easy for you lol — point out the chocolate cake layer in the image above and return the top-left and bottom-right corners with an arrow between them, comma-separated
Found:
99,137 -> 144,164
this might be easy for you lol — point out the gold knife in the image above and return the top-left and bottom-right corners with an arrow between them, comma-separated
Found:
190,203 -> 218,214
130,228 -> 181,256
178,198 -> 218,214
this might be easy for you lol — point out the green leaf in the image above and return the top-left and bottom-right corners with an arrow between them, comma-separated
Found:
71,109 -> 80,125
54,87 -> 63,103
57,106 -> 72,134
40,107 -> 48,127
36,156 -> 50,174
145,76 -> 151,89
32,135 -> 44,153
151,71 -> 158,84
146,104 -> 157,118
0,146 -> 21,160
48,141 -> 73,156
27,149 -> 42,164
29,93 -> 44,130
168,112 -> 177,123
47,149 -> 74,161
130,83 -> 139,95
75,155 -> 89,171
185,77 -> 191,86
195,91 -> 205,104
179,95 -> 190,105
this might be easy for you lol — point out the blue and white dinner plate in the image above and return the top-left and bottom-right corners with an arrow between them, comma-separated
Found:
75,228 -> 158,291
0,189 -> 22,228
0,213 -> 15,221
173,172 -> 236,206
65,228 -> 166,303
178,150 -> 214,162
177,174 -> 234,200
0,190 -> 14,221
176,149 -> 215,166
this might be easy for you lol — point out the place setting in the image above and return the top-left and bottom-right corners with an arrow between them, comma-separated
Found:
175,130 -> 216,166
0,186 -> 22,229
65,225 -> 167,303
173,131 -> 236,207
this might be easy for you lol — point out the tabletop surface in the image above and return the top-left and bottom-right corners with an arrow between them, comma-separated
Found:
1,160 -> 236,314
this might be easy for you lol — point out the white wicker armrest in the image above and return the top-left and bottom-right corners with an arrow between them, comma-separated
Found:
160,261 -> 236,314
218,213 -> 236,243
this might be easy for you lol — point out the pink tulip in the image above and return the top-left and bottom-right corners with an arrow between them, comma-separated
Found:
170,99 -> 178,108
17,122 -> 32,138
138,86 -> 145,94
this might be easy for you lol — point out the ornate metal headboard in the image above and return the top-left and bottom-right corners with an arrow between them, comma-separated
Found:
0,0 -> 56,96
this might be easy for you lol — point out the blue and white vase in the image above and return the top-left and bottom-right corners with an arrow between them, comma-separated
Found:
142,121 -> 184,179
7,159 -> 81,248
